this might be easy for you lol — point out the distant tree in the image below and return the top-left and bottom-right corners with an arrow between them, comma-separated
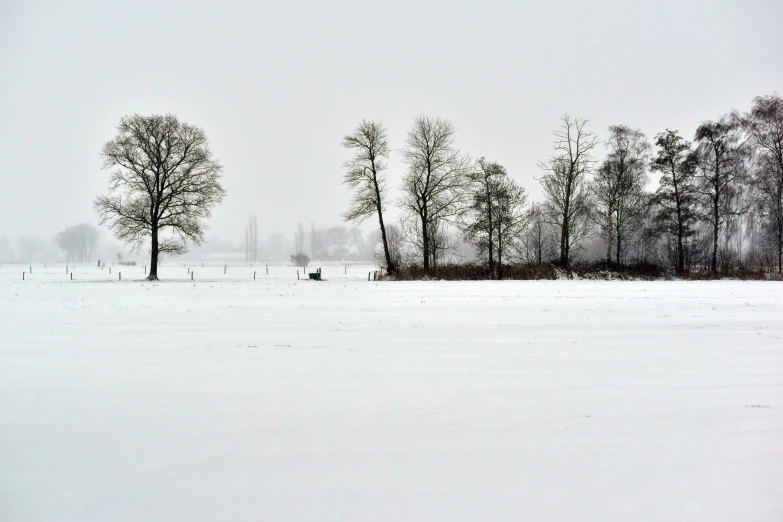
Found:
589,125 -> 651,264
293,222 -> 305,255
462,158 -> 530,277
0,236 -> 13,263
521,203 -> 554,265
539,115 -> 597,265
650,130 -> 699,273
736,93 -> 783,272
399,214 -> 455,268
245,216 -> 258,263
341,120 -> 395,273
54,224 -> 99,263
376,223 -> 407,272
399,116 -> 470,269
693,116 -> 748,273
290,252 -> 310,268
94,114 -> 226,280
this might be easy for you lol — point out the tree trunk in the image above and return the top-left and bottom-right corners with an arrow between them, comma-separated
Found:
486,183 -> 494,274
378,207 -> 393,275
560,219 -> 568,265
496,230 -> 502,279
711,198 -> 719,274
606,209 -> 613,263
421,210 -> 430,270
148,227 -> 159,281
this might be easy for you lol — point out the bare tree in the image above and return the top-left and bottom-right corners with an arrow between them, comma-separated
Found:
650,130 -> 699,273
376,223 -> 407,273
399,116 -> 470,269
462,158 -> 504,272
245,216 -> 258,263
736,93 -> 783,273
539,115 -> 597,265
94,114 -> 225,280
462,159 -> 530,277
341,120 -> 395,273
294,222 -> 305,255
399,214 -> 455,268
589,126 -> 651,264
521,203 -> 554,265
693,116 -> 748,274
54,224 -> 99,263
491,177 -> 531,277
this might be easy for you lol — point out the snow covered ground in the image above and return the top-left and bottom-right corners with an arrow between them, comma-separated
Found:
1,264 -> 782,521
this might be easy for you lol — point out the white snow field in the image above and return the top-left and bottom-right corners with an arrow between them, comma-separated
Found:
1,264 -> 782,522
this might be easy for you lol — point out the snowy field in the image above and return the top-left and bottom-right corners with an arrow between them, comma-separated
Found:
1,264 -> 782,521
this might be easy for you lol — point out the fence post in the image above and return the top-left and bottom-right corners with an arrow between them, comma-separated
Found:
70,272 -> 73,280
224,265 -> 227,274
254,271 -> 256,280
22,271 -> 25,280
266,264 -> 268,275
191,271 -> 194,280
119,272 -> 121,281
297,270 -> 299,280
368,271 -> 371,281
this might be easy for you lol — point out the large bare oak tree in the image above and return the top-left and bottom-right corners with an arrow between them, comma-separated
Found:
94,114 -> 225,280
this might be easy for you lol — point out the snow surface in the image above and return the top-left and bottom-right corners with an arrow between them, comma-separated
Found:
1,264 -> 782,521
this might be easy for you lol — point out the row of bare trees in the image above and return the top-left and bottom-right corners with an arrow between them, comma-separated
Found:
341,93 -> 783,276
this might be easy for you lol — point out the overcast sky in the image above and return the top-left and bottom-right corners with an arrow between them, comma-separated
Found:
1,0 -> 781,243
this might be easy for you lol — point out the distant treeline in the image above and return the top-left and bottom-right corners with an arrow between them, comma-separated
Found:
341,93 -> 783,278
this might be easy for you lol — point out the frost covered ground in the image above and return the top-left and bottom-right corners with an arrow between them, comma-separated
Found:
1,264 -> 782,521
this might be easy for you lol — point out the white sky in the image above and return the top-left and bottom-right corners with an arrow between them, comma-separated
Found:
1,0 -> 781,242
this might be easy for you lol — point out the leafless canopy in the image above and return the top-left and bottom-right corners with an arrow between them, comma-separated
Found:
736,93 -> 783,272
650,130 -> 699,273
341,120 -> 395,273
589,125 -> 650,264
539,115 -> 597,265
693,116 -> 748,273
462,158 -> 531,277
54,224 -> 99,263
399,116 -> 470,269
94,114 -> 225,280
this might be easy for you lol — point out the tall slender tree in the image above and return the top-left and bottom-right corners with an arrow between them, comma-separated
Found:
650,130 -> 698,273
539,115 -> 597,265
589,126 -> 650,264
693,117 -> 748,274
462,159 -> 530,277
462,158 -> 505,273
341,120 -> 395,273
736,94 -> 783,272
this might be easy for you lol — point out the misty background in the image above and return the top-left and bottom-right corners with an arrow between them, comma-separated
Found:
1,0 -> 782,263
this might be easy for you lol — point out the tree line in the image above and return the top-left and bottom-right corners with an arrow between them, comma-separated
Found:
341,93 -> 783,277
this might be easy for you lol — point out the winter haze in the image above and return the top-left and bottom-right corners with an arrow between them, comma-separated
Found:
1,0 -> 782,256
